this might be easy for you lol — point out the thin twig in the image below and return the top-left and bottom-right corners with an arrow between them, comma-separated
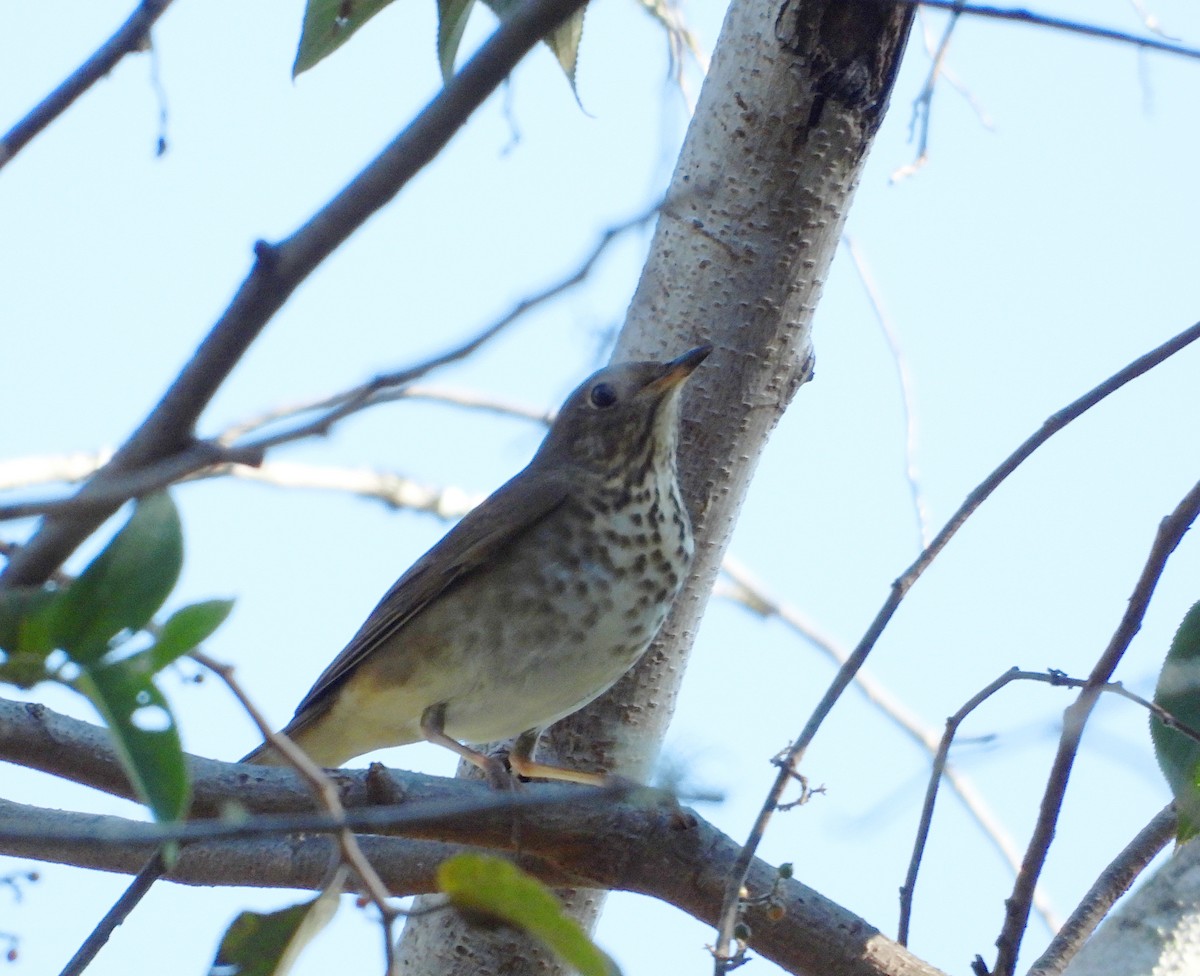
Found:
0,0 -> 593,588
894,0 -> 1200,61
710,319 -> 1200,967
221,461 -> 484,517
892,3 -> 961,181
636,0 -> 710,110
891,5 -> 994,181
0,786 -> 633,849
191,651 -> 403,975
841,236 -> 931,546
1026,804 -> 1175,976
719,561 -> 1062,934
0,203 -> 646,526
1126,0 -> 1175,40
0,0 -> 176,170
898,669 -> 1200,945
220,384 -> 550,444
59,645 -> 407,976
0,443 -> 263,521
991,477 -> 1200,976
0,389 -> 548,504
232,206 -> 658,457
0,451 -> 116,493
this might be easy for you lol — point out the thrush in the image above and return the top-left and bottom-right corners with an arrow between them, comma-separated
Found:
245,345 -> 711,784
65,348 -> 712,974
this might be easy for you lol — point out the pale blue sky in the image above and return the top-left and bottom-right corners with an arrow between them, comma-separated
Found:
3,2 -> 1200,974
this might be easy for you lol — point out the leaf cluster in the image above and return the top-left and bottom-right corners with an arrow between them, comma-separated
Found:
293,0 -> 583,86
0,493 -> 232,823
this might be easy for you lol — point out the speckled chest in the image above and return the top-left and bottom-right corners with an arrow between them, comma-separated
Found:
525,464 -> 695,667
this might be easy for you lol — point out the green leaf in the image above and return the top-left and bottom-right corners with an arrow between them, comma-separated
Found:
133,599 -> 235,675
53,493 -> 183,663
1151,600 -> 1200,842
437,0 -> 477,82
75,662 -> 190,822
544,6 -> 585,84
211,879 -> 343,976
0,586 -> 61,687
293,0 -> 584,88
293,0 -> 397,78
438,854 -> 618,976
480,0 -> 585,87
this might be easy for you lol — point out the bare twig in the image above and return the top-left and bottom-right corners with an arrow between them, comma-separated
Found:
0,0 -> 593,588
228,205 -> 655,457
0,452 -> 466,518
991,477 -> 1200,976
59,646 -> 408,976
1026,804 -> 1176,976
892,5 -> 994,181
223,461 -> 484,517
0,452 -> 116,492
0,0 -> 176,170
636,0 -> 710,109
1126,0 -> 1174,39
191,651 -> 405,975
719,561 -> 1062,935
894,0 -> 1200,61
0,389 -> 549,508
0,443 -> 264,522
897,668 -> 1200,945
0,788 -> 632,850
711,319 -> 1200,967
349,383 -> 553,426
0,202 -> 646,527
193,652 -> 400,906
841,236 -> 931,546
892,3 -> 961,181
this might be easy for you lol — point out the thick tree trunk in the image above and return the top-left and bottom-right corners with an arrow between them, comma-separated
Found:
395,0 -> 913,972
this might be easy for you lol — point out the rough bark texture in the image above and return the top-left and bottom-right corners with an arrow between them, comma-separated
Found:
0,699 -> 944,976
395,0 -> 913,972
1063,839 -> 1200,976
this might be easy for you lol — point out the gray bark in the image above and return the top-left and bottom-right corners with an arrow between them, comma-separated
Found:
394,0 -> 913,972
1063,839 -> 1200,976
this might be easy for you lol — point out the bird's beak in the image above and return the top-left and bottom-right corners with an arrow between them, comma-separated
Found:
646,344 -> 712,394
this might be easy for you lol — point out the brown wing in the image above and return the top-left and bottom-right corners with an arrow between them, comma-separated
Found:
288,465 -> 571,719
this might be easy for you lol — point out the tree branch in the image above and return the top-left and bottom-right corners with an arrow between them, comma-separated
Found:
899,1 -> 1200,62
1026,805 -> 1176,976
0,0 -> 176,170
719,561 -> 1061,937
715,319 -> 1200,960
0,0 -> 592,587
0,699 -> 944,976
991,477 -> 1200,975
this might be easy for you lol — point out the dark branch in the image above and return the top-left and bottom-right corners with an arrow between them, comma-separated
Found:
0,0 -> 592,588
900,0 -> 1200,62
0,698 -> 944,976
714,319 -> 1200,956
899,672 -> 1198,945
1026,805 -> 1176,976
0,0 -> 176,170
992,478 -> 1200,975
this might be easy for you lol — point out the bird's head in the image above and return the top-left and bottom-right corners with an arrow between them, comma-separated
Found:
535,345 -> 711,479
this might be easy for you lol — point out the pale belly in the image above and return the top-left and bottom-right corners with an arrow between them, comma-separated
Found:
307,483 -> 692,762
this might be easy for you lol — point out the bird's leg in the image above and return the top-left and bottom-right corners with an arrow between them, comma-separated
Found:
419,703 -> 513,789
508,728 -> 611,787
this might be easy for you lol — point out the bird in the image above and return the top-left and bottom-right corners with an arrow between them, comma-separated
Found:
64,348 -> 711,975
243,344 -> 711,785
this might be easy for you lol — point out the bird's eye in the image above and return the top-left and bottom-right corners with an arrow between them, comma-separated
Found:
589,382 -> 618,408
